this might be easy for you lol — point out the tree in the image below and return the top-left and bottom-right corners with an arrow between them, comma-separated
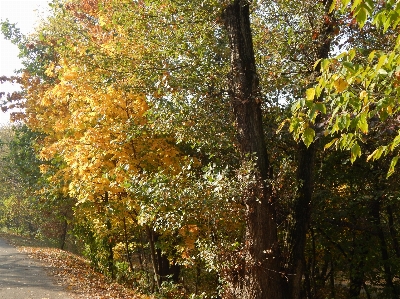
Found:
221,1 -> 284,298
292,0 -> 400,174
3,0 -> 400,298
1,0 -> 235,292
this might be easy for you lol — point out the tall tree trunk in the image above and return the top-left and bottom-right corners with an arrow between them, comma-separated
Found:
60,218 -> 68,250
370,197 -> 398,298
289,142 -> 315,299
103,192 -> 115,280
349,240 -> 367,299
146,226 -> 161,289
288,1 -> 335,297
156,247 -> 181,283
386,205 -> 400,258
122,216 -> 135,273
146,227 -> 181,289
222,1 -> 283,298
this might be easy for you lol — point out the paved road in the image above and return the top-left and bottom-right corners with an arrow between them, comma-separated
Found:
0,238 -> 73,299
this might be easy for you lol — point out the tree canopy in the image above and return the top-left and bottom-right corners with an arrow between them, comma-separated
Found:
1,0 -> 400,298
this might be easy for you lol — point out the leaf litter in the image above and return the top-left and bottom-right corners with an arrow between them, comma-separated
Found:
18,246 -> 145,299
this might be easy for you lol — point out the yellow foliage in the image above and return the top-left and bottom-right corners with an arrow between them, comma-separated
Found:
334,78 -> 349,93
17,3 -> 209,272
44,62 -> 56,77
26,49 -> 183,204
179,224 -> 199,259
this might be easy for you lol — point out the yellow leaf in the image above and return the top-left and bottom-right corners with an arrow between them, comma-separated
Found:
359,90 -> 367,99
334,78 -> 349,93
306,88 -> 315,101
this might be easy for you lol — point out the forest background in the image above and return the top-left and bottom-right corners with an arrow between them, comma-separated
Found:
1,0 -> 400,298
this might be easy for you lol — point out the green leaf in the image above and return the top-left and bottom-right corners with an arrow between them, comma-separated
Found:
302,127 -> 315,147
367,146 -> 385,161
348,48 -> 356,61
351,0 -> 362,11
392,10 -> 400,29
350,143 -> 361,163
329,0 -> 336,12
384,14 -> 393,32
338,114 -> 351,130
315,84 -> 322,98
376,54 -> 387,71
324,138 -> 338,150
396,35 -> 400,50
343,61 -> 355,72
390,133 -> 400,151
315,102 -> 326,114
291,100 -> 301,113
308,106 -> 318,121
387,156 -> 399,178
321,59 -> 330,71
355,6 -> 368,28
339,134 -> 349,149
289,117 -> 300,133
341,0 -> 351,7
357,112 -> 369,134
353,0 -> 373,27
368,50 -> 376,62
373,12 -> 385,29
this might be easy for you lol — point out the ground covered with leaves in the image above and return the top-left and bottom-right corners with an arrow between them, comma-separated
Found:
0,233 -> 145,299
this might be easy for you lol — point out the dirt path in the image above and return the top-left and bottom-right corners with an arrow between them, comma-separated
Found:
0,238 -> 73,299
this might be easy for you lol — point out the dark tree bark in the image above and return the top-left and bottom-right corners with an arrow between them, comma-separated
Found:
370,197 -> 398,299
60,218 -> 68,250
289,141 -> 315,299
122,216 -> 135,273
288,1 -> 335,297
146,226 -> 161,288
386,205 -> 400,258
146,227 -> 181,289
349,262 -> 365,298
222,1 -> 283,298
156,248 -> 181,283
349,241 -> 367,299
103,192 -> 115,280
